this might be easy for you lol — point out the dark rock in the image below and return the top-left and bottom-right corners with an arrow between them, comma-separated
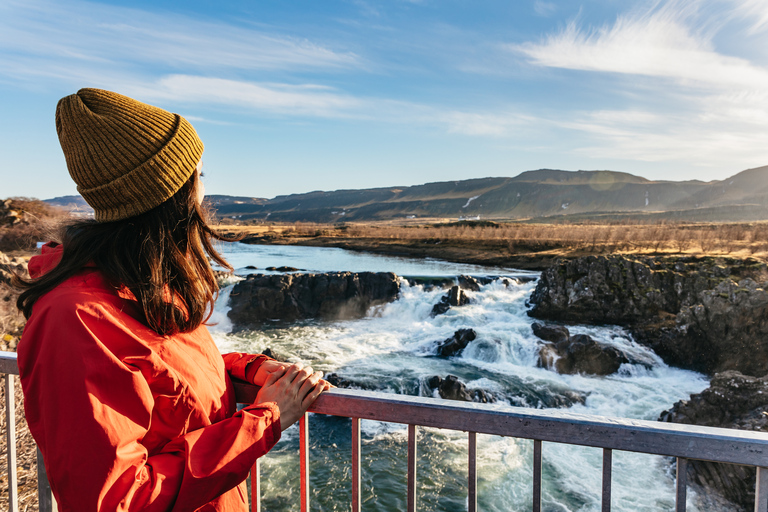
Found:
510,386 -> 589,409
265,266 -> 300,272
426,375 -> 495,403
659,371 -> 768,510
260,347 -> 288,362
245,265 -> 258,269
323,372 -> 377,390
434,328 -> 477,357
529,255 -> 768,376
431,285 -> 470,316
227,272 -> 400,328
458,275 -> 481,292
537,334 -> 629,375
531,322 -> 570,344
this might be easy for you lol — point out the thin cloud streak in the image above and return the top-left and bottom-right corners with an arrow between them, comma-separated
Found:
130,75 -> 362,117
512,1 -> 768,89
0,0 -> 359,75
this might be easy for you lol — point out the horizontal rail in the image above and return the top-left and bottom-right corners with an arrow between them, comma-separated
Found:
234,383 -> 768,467
0,352 -> 19,376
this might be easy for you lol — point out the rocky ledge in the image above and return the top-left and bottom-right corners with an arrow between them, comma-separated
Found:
528,255 -> 768,376
227,271 -> 400,329
659,371 -> 768,511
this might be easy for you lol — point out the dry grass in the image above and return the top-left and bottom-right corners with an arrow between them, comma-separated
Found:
226,220 -> 768,260
0,198 -> 69,254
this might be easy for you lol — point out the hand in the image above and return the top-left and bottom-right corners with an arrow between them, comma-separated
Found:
255,363 -> 331,431
253,360 -> 292,387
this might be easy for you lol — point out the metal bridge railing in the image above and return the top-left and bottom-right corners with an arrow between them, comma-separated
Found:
3,350 -> 768,511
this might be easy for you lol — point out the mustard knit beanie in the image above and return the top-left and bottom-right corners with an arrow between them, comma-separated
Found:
55,88 -> 204,222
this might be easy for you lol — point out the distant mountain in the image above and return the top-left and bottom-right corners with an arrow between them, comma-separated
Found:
211,166 -> 768,223
44,166 -> 768,223
45,195 -> 94,217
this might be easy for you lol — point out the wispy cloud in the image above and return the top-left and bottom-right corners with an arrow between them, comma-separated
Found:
730,0 -> 768,35
0,0 -> 359,79
512,1 -> 768,89
128,75 -> 362,117
533,1 -> 557,18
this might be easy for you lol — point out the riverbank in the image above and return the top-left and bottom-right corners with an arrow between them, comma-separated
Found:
216,220 -> 768,272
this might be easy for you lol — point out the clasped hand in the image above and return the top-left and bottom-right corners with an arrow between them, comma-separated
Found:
254,361 -> 331,431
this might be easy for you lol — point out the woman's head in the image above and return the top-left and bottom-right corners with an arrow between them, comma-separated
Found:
55,88 -> 204,222
17,89 -> 234,335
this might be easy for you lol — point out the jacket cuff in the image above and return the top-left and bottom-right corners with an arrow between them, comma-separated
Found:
244,401 -> 282,446
222,353 -> 271,383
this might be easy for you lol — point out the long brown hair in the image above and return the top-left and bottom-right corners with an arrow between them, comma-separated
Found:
16,174 -> 235,335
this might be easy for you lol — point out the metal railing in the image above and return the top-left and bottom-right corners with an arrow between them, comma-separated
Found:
4,350 -> 768,511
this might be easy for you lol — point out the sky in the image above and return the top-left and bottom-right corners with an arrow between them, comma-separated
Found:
2,0 -> 768,200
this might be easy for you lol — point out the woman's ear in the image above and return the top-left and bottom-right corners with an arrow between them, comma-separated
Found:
195,160 -> 205,205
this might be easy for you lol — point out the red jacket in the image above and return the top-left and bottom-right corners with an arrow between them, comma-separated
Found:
18,244 -> 281,511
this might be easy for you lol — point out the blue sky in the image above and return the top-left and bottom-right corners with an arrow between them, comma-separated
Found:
2,0 -> 768,200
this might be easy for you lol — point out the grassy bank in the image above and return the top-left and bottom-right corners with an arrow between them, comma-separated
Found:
215,219 -> 768,271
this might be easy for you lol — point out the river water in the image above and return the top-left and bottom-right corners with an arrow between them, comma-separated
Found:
209,243 -> 710,512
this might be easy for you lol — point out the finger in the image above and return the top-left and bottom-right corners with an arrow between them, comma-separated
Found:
283,363 -> 303,383
297,371 -> 323,399
262,367 -> 284,387
301,381 -> 327,409
319,379 -> 335,389
295,366 -> 314,383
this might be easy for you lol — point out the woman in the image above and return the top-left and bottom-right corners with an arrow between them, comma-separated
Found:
15,88 -> 328,511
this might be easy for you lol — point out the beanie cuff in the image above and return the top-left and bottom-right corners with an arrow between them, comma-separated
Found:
79,115 -> 204,222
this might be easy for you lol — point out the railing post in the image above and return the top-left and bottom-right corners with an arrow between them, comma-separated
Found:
299,413 -> 309,512
468,431 -> 477,512
756,467 -> 768,512
602,448 -> 612,512
676,457 -> 687,512
250,458 -> 261,512
37,447 -> 57,512
352,418 -> 361,512
533,439 -> 542,512
5,374 -> 18,512
407,424 -> 417,512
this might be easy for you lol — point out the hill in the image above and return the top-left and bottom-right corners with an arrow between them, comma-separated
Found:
211,166 -> 768,223
43,166 -> 768,223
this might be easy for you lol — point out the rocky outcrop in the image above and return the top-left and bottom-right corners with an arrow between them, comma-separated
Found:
431,285 -> 470,316
659,372 -> 768,511
1,252 -> 28,345
434,328 -> 476,357
227,272 -> 400,329
538,334 -> 630,376
324,372 -> 378,391
529,255 -> 768,375
426,375 -> 494,403
532,322 -> 655,376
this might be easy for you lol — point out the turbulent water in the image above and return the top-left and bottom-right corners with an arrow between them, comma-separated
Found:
209,243 -> 710,512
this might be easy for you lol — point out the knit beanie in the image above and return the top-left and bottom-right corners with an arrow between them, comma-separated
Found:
55,88 -> 204,222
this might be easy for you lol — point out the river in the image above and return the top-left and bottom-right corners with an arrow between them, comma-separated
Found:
209,243 -> 710,511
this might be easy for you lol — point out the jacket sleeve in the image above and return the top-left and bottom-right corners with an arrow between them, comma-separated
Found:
18,297 -> 281,512
221,352 -> 271,385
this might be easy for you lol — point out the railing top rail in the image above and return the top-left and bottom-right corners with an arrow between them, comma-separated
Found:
5,352 -> 767,469
249,385 -> 768,468
0,351 -> 18,376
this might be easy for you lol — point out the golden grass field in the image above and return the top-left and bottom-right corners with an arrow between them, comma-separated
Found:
214,219 -> 768,269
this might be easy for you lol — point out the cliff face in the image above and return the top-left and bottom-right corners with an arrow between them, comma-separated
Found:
529,255 -> 768,511
659,372 -> 768,511
227,272 -> 400,329
528,255 -> 768,376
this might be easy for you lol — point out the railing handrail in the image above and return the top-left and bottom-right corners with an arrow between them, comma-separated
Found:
234,382 -> 768,467
4,350 -> 768,512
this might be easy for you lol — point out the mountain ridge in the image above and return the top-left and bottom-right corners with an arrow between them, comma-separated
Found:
44,166 -> 768,223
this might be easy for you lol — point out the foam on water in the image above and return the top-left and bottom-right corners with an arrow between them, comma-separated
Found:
211,262 -> 711,511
